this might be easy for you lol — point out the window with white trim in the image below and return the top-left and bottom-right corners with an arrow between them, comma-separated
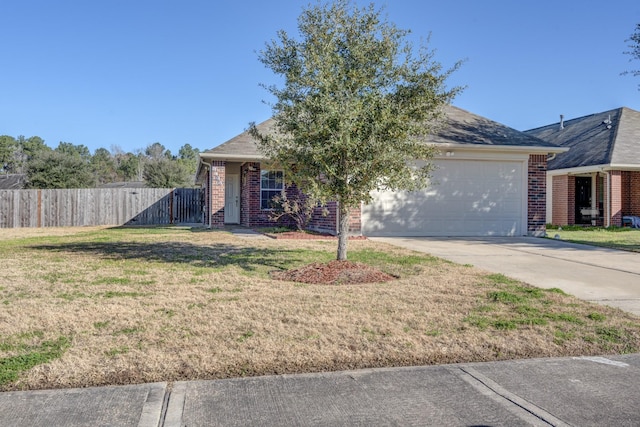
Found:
260,170 -> 284,210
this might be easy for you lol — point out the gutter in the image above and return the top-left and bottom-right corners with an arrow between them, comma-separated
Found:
432,143 -> 569,154
199,153 -> 264,162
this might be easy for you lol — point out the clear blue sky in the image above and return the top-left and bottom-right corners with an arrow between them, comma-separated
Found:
2,0 -> 639,155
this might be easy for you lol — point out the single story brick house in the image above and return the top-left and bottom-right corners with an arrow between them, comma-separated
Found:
196,105 -> 566,237
525,107 -> 640,227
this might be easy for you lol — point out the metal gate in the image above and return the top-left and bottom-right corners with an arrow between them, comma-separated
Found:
172,188 -> 203,224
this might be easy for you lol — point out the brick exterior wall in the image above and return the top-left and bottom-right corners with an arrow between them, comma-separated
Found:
621,171 -> 640,217
349,205 -> 362,234
527,155 -> 547,235
306,202 -> 361,235
210,161 -> 225,228
308,201 -> 338,234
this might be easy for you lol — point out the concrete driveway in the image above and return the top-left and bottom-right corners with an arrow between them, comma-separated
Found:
373,236 -> 640,316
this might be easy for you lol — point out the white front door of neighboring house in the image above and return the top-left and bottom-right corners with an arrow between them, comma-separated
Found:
362,159 -> 526,237
224,174 -> 240,224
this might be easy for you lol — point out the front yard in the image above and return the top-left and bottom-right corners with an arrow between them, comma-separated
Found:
547,226 -> 640,252
1,226 -> 639,391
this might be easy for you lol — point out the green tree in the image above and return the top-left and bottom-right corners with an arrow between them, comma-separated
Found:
145,142 -> 169,160
178,143 -> 200,181
143,157 -> 191,188
111,145 -> 142,181
91,147 -> 118,184
251,0 -> 462,260
0,135 -> 17,173
55,142 -> 91,161
116,153 -> 142,181
14,136 -> 50,173
26,150 -> 95,188
624,23 -> 640,88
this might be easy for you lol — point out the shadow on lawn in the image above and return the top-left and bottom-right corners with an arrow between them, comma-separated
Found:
29,241 -> 312,272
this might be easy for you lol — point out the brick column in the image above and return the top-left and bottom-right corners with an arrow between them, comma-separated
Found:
610,170 -> 623,226
567,176 -> 576,225
629,171 -> 640,216
241,162 -> 263,227
527,155 -> 547,236
210,161 -> 226,228
552,175 -> 568,225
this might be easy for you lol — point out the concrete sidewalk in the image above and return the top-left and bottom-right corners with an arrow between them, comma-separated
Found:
373,237 -> 640,315
1,354 -> 639,426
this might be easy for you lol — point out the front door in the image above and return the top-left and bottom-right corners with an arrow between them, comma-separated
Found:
575,177 -> 592,225
224,174 -> 240,224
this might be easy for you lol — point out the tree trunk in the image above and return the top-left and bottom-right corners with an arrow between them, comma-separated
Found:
336,202 -> 350,261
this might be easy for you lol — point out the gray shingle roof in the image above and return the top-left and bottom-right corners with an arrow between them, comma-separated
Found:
202,105 -> 559,160
427,105 -> 558,147
524,107 -> 640,170
201,119 -> 275,159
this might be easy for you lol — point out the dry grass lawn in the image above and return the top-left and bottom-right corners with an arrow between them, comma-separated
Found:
1,225 -> 639,391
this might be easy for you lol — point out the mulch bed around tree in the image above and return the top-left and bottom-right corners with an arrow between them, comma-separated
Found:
261,231 -> 367,240
270,260 -> 397,285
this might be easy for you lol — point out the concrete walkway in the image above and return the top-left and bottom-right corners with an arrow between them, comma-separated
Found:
1,354 -> 639,426
373,236 -> 640,316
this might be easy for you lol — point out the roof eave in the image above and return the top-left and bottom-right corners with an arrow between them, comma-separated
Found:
548,163 -> 640,176
199,152 -> 265,162
606,164 -> 640,171
433,143 -> 569,154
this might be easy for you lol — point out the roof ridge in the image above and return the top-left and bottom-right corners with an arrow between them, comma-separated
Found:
524,107 -> 628,132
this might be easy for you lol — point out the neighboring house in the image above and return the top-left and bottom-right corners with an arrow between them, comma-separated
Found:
196,105 -> 565,237
0,174 -> 26,190
525,107 -> 640,227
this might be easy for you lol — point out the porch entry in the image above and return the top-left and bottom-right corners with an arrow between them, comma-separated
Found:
575,176 -> 593,225
224,174 -> 240,224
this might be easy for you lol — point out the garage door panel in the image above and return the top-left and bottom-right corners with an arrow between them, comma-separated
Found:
362,159 -> 524,236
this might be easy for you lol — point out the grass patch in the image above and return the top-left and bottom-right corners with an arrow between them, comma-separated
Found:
0,336 -> 70,386
547,227 -> 640,252
546,288 -> 569,295
1,225 -> 639,391
92,277 -> 132,286
93,321 -> 110,329
488,291 -> 526,304
102,291 -> 148,298
485,273 -> 519,285
105,346 -> 129,357
588,312 -> 606,322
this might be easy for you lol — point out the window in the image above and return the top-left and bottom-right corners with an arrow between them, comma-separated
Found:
260,170 -> 284,210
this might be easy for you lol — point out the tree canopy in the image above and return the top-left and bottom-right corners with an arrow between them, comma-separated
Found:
251,0 -> 462,260
624,23 -> 640,88
0,135 -> 202,189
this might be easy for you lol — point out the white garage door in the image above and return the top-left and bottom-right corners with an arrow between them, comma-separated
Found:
362,159 -> 525,237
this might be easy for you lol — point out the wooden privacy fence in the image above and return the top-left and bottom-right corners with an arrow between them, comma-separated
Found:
0,188 -> 203,228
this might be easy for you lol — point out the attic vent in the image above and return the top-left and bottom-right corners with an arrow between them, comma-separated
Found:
559,114 -> 564,130
603,115 -> 612,129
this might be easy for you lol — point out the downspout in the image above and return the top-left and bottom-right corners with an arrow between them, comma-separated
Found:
202,160 -> 212,229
